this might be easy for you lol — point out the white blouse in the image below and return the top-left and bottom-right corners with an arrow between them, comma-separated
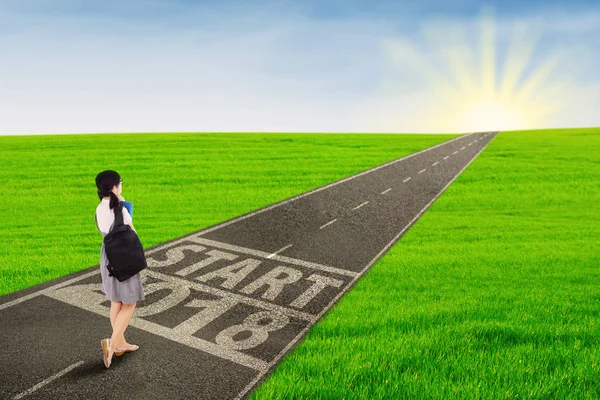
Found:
95,198 -> 133,234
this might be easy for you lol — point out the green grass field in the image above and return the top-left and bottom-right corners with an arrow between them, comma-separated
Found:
1,128 -> 598,398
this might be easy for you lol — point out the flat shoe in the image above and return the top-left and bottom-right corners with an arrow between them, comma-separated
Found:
115,344 -> 139,357
101,338 -> 114,368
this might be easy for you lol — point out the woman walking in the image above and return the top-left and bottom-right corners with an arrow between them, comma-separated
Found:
95,170 -> 145,368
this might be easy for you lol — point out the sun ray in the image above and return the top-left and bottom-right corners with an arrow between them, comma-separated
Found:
423,22 -> 479,96
382,37 -> 462,99
498,21 -> 543,103
445,44 -> 479,96
523,81 -> 572,120
480,7 -> 496,99
512,50 -> 564,104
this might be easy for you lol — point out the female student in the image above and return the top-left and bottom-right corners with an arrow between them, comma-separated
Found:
95,170 -> 145,368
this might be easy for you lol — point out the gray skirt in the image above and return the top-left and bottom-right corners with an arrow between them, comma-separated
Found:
100,241 -> 145,304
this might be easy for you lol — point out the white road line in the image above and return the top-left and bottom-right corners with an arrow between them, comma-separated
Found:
234,132 -> 500,400
266,244 -> 293,259
432,161 -> 439,166
352,201 -> 369,210
453,151 -> 458,155
418,169 -> 427,174
443,156 -> 450,160
13,361 -> 85,400
381,188 -> 392,194
468,143 -> 472,146
403,177 -> 411,183
320,219 -> 337,229
461,147 -> 466,150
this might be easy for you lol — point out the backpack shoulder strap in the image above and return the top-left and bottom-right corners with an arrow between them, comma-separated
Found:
107,203 -> 125,233
114,203 -> 124,228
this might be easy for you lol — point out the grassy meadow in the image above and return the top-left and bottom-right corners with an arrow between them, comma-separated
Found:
1,128 -> 598,398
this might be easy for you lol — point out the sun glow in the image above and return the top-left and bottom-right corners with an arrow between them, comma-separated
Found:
457,98 -> 527,131
374,8 -> 567,132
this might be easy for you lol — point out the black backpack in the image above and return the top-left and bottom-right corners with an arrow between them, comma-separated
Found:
103,203 -> 147,282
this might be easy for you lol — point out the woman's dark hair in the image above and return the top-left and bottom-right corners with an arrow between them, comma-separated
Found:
95,170 -> 121,210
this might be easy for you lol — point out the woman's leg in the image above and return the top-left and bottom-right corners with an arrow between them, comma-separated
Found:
110,301 -> 123,330
110,302 -> 137,349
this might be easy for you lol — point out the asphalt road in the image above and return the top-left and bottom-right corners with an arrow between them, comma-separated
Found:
0,131 -> 498,400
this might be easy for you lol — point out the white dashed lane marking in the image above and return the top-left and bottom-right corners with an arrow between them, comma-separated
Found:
381,188 -> 392,194
418,169 -> 426,174
319,219 -> 337,229
403,177 -> 411,183
461,147 -> 466,150
443,156 -> 449,160
266,244 -> 293,259
432,161 -> 439,166
352,201 -> 369,210
453,151 -> 458,155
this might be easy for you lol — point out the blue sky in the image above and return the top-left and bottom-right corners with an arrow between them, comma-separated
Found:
1,0 -> 599,134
